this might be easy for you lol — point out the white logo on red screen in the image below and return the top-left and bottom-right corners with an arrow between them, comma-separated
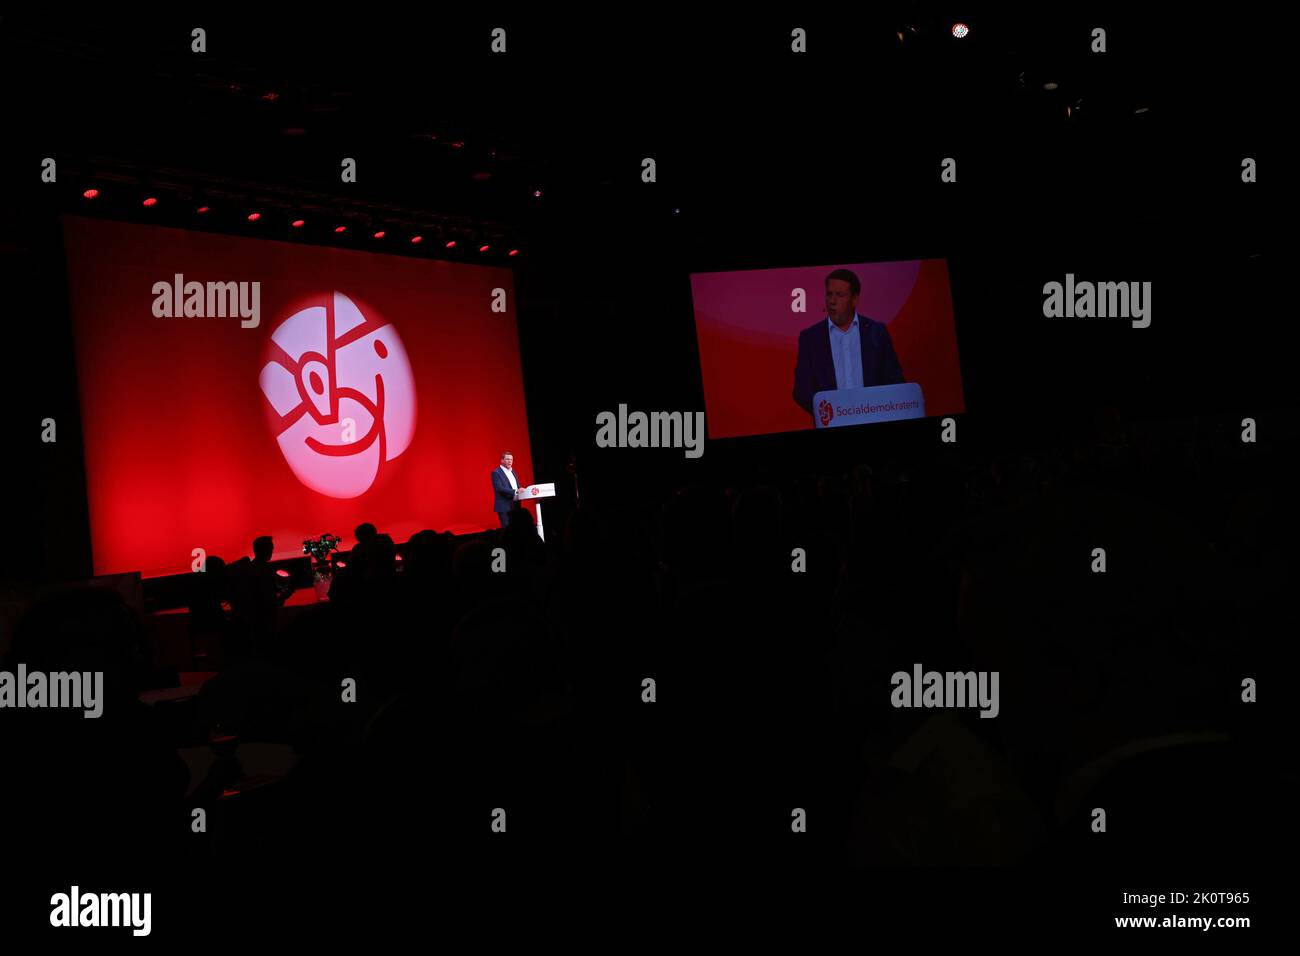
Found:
258,292 -> 416,498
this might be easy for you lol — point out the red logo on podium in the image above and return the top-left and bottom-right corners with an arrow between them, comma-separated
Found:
818,399 -> 834,426
531,486 -> 540,496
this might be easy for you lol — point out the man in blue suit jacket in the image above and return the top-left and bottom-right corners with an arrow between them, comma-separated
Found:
792,269 -> 905,417
491,452 -> 525,528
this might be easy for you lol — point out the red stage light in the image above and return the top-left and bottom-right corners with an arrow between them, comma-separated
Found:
83,189 -> 99,199
373,231 -> 386,239
508,249 -> 519,257
335,226 -> 347,233
410,236 -> 423,244
479,244 -> 490,253
143,197 -> 158,207
196,206 -> 211,214
247,212 -> 261,222
292,220 -> 305,228
335,560 -> 347,569
445,240 -> 456,248
276,569 -> 290,578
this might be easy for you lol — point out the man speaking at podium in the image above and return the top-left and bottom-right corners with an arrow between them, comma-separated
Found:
491,451 -> 525,528
792,269 -> 906,418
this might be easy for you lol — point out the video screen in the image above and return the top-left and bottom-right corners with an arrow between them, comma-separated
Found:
691,259 -> 964,438
62,216 -> 531,576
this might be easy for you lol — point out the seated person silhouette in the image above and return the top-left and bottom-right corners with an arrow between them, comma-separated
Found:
328,522 -> 378,605
227,536 -> 291,655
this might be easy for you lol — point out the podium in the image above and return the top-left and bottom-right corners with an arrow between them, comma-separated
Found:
812,383 -> 925,429
514,482 -> 556,541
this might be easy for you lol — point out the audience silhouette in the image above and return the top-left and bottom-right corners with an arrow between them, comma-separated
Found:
1,411 -> 1287,888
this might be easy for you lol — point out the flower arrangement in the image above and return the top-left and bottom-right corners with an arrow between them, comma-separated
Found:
302,533 -> 341,565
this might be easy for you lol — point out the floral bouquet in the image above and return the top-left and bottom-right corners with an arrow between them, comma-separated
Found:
302,533 -> 341,567
303,533 -> 341,595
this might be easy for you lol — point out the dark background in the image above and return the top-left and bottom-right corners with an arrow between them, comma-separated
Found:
0,9 -> 1287,937
1,11 -> 1283,581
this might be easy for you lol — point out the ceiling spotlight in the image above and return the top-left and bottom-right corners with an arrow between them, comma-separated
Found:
196,206 -> 210,214
335,226 -> 347,233
533,189 -> 543,198
508,249 -> 519,257
952,22 -> 970,38
247,212 -> 261,221
292,220 -> 305,228
83,188 -> 99,199
373,231 -> 386,239
411,235 -> 423,244
1134,106 -> 1150,114
1043,81 -> 1059,91
445,240 -> 457,249
479,244 -> 490,253
143,197 -> 158,207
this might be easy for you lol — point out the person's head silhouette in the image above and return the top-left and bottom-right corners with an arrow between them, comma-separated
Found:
252,536 -> 274,562
363,534 -> 397,578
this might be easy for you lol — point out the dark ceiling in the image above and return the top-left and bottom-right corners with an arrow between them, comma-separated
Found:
5,10 -> 1222,257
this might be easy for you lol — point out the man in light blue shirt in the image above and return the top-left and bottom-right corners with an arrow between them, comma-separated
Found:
792,269 -> 906,416
827,313 -> 864,390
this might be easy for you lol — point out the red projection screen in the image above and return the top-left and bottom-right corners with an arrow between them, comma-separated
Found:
691,259 -> 964,439
63,216 -> 531,577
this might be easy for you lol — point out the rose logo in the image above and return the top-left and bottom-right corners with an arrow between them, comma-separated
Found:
818,399 -> 834,426
258,291 -> 416,498
531,486 -> 540,496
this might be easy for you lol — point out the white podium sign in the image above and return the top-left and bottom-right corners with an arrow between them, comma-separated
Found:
514,482 -> 556,541
812,383 -> 925,429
